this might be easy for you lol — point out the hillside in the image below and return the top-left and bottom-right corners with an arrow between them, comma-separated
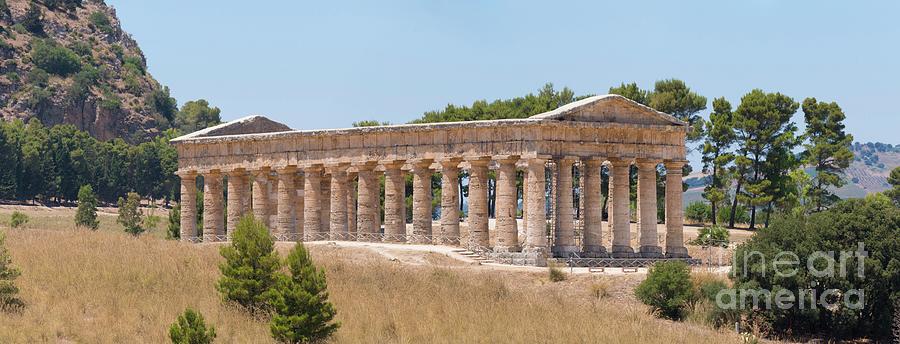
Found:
0,0 -> 175,142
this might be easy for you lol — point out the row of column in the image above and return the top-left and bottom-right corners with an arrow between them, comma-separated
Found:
176,157 -> 687,258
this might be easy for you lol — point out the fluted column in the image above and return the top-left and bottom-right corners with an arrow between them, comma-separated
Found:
609,158 -> 634,257
356,162 -> 379,240
410,160 -> 434,243
347,172 -> 358,236
583,158 -> 606,255
320,174 -> 331,235
524,158 -> 548,253
553,157 -> 577,256
466,157 -> 490,248
495,157 -> 519,252
252,168 -> 271,227
383,161 -> 406,242
329,164 -> 349,239
226,169 -> 247,240
275,166 -> 297,240
203,170 -> 224,242
665,160 -> 689,258
177,171 -> 197,241
303,165 -> 323,238
438,158 -> 461,245
240,173 -> 251,218
637,159 -> 662,258
267,173 -> 278,229
294,173 -> 304,240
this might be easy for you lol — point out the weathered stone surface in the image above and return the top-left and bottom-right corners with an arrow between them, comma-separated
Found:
252,168 -> 270,227
329,166 -> 348,237
411,160 -> 433,243
203,171 -> 224,242
524,158 -> 548,253
320,175 -> 331,234
439,159 -> 461,244
294,173 -> 304,239
226,169 -> 247,240
356,163 -> 379,238
383,162 -> 406,242
553,157 -> 577,256
466,158 -> 490,248
275,167 -> 297,238
177,171 -> 197,241
637,159 -> 662,258
610,158 -> 634,257
303,166 -> 323,236
582,158 -> 605,255
347,172 -> 358,235
665,161 -> 689,258
495,158 -> 519,252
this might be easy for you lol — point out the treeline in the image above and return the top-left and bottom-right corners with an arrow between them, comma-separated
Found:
0,119 -> 179,204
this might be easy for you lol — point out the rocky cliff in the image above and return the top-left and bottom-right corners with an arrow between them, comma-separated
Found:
0,0 -> 174,142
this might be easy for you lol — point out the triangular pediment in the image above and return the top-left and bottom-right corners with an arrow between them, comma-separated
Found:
529,94 -> 687,126
172,115 -> 292,142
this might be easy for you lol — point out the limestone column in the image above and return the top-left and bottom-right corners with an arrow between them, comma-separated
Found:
524,158 -> 548,253
177,171 -> 198,241
329,165 -> 349,239
495,157 -> 519,252
411,160 -> 433,243
275,167 -> 297,240
239,173 -> 251,217
609,158 -> 634,257
226,169 -> 247,240
347,172 -> 358,236
466,157 -> 490,248
553,157 -> 577,256
252,168 -> 270,227
267,173 -> 278,229
637,159 -> 662,258
320,174 -> 331,236
303,165 -> 323,239
383,161 -> 406,242
439,159 -> 461,245
203,170 -> 224,242
665,160 -> 689,258
583,158 -> 606,255
294,173 -> 304,241
356,162 -> 379,240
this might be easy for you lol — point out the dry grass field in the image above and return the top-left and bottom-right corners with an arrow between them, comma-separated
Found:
0,207 -> 746,343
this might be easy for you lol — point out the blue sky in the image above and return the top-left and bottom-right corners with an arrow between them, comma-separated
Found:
109,0 -> 898,167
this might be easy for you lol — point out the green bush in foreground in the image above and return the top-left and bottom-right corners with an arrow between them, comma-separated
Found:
217,215 -> 280,311
168,308 -> 216,344
635,260 -> 693,320
268,243 -> 340,343
75,184 -> 99,230
8,211 -> 28,228
117,192 -> 144,236
0,230 -> 23,312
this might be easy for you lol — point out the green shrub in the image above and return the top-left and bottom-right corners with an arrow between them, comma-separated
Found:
684,201 -> 709,224
88,11 -> 114,35
217,215 -> 280,311
0,230 -> 23,312
8,211 -> 28,228
166,204 -> 180,240
68,41 -> 92,57
548,262 -> 567,282
168,308 -> 216,344
719,205 -> 750,225
75,184 -> 99,230
31,39 -> 82,76
123,55 -> 145,75
690,225 -> 729,247
635,260 -> 693,320
21,3 -> 42,35
26,68 -> 49,87
117,192 -> 144,235
268,243 -> 340,343
99,88 -> 121,111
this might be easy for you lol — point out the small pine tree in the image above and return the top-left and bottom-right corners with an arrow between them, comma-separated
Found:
168,308 -> 216,344
166,204 -> 181,240
217,215 -> 280,311
634,260 -> 694,320
0,231 -> 23,312
117,192 -> 144,236
268,243 -> 340,343
75,184 -> 99,230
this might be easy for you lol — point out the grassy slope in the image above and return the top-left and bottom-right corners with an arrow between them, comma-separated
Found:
0,209 -> 742,343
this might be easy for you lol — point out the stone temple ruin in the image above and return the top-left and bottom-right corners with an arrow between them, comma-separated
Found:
171,94 -> 692,266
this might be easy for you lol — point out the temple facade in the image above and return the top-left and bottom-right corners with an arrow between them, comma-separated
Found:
171,94 -> 690,261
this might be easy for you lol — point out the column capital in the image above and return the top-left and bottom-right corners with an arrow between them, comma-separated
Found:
409,158 -> 434,170
438,157 -> 463,169
202,169 -> 222,177
664,160 -> 688,171
352,161 -> 379,170
606,156 -> 633,166
302,164 -> 324,173
491,154 -> 520,163
464,156 -> 491,166
635,158 -> 660,170
380,159 -> 406,169
324,162 -> 350,172
275,166 -> 297,174
175,170 -> 197,179
225,168 -> 246,177
554,155 -> 578,163
584,156 -> 605,167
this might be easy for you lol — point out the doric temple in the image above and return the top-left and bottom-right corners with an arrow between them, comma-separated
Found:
171,94 -> 690,264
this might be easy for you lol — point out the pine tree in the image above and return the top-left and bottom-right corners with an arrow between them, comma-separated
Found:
217,215 -> 280,311
701,97 -> 736,225
117,192 -> 144,235
801,98 -> 854,211
75,184 -> 99,230
0,230 -> 23,312
648,79 -> 707,143
168,308 -> 216,344
268,243 -> 340,343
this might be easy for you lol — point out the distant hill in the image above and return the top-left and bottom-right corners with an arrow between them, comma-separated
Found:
683,142 -> 899,206
0,0 -> 176,143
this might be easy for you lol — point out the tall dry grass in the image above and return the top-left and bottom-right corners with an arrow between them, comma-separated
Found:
0,208 -> 744,343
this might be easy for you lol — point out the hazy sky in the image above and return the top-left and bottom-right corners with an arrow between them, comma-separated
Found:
109,0 -> 898,166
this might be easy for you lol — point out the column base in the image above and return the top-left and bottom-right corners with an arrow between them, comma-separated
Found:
639,245 -> 664,258
665,246 -> 690,258
611,245 -> 636,258
551,245 -> 580,257
522,246 -> 549,256
581,245 -> 609,258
